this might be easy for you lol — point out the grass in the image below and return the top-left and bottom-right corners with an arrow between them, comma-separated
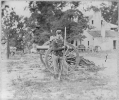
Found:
3,51 -> 118,100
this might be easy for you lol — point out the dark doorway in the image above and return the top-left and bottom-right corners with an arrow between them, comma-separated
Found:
88,41 -> 89,46
113,40 -> 116,49
71,40 -> 74,44
92,20 -> 94,24
76,41 -> 77,46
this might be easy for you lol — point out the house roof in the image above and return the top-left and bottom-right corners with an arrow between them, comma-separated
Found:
104,22 -> 118,29
88,30 -> 118,38
108,23 -> 118,28
86,10 -> 118,30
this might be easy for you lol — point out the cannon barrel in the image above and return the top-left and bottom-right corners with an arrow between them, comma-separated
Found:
36,46 -> 49,50
36,45 -> 73,51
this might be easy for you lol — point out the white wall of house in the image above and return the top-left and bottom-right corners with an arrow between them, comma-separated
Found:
107,37 -> 118,50
94,38 -> 110,50
93,37 -> 101,46
73,10 -> 118,51
92,37 -> 118,51
76,30 -> 94,49
78,30 -> 118,51
74,31 -> 118,51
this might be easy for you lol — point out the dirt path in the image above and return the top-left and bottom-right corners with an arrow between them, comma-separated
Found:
1,53 -> 117,100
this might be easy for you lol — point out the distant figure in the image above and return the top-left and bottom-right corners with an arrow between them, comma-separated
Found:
105,53 -> 108,62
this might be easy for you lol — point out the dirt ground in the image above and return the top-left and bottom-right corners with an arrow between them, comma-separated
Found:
0,50 -> 117,100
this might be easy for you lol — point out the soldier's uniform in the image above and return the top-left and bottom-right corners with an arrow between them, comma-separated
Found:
50,31 -> 64,80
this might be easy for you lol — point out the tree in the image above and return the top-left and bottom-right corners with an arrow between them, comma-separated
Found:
51,9 -> 88,43
100,2 -> 118,25
87,2 -> 118,25
2,5 -> 18,58
72,33 -> 86,45
28,1 -> 88,45
28,1 -> 67,45
2,5 -> 30,57
33,27 -> 50,45
29,1 -> 67,32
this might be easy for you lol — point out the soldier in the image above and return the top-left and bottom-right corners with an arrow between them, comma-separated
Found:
50,29 -> 64,80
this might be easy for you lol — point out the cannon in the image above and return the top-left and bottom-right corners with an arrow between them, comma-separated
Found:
37,41 -> 80,75
36,42 -> 105,81
36,27 -> 105,81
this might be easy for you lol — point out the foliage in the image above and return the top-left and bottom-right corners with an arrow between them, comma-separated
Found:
87,2 -> 118,25
2,7 -> 18,43
2,1 -> 88,49
29,1 -> 67,32
28,1 -> 88,44
72,33 -> 86,45
33,29 -> 50,45
2,6 -> 32,51
100,2 -> 118,25
51,9 -> 88,42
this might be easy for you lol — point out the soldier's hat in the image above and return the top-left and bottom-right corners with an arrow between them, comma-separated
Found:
56,29 -> 62,35
36,25 -> 40,29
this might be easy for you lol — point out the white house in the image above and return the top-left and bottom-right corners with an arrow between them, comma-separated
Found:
74,10 -> 118,51
82,30 -> 118,50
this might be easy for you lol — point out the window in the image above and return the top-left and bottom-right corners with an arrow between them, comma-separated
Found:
88,41 -> 89,46
92,20 -> 94,24
76,41 -> 77,46
71,40 -> 74,44
111,28 -> 117,31
113,40 -> 116,49
101,20 -> 103,25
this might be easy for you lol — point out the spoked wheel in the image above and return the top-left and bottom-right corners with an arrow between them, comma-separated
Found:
62,42 -> 80,74
45,48 -> 56,74
45,42 -> 81,81
62,42 -> 81,81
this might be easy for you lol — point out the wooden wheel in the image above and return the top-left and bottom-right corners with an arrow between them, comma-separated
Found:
44,48 -> 56,74
62,42 -> 80,74
45,42 -> 80,75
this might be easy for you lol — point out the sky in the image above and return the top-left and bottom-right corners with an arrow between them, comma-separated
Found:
2,1 -> 31,17
2,1 -> 111,17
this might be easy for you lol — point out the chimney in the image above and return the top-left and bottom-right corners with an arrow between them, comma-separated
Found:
92,10 -> 102,30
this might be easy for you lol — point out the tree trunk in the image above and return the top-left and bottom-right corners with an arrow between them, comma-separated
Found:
117,2 -> 119,100
79,40 -> 82,45
7,34 -> 10,59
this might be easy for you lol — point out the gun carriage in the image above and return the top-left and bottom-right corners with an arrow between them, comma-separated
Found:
36,27 -> 104,80
37,42 -> 80,75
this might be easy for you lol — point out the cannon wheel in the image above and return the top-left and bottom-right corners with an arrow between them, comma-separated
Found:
45,42 -> 80,80
39,50 -> 53,69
